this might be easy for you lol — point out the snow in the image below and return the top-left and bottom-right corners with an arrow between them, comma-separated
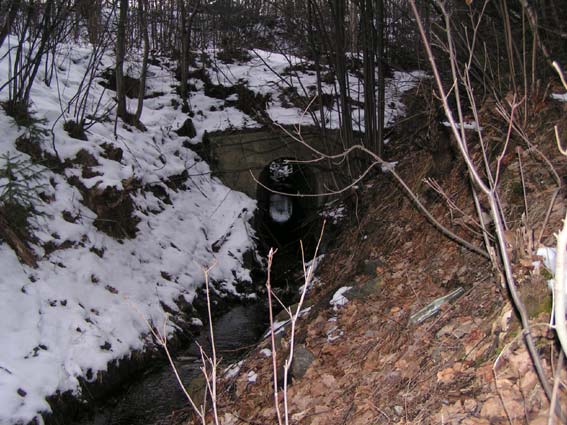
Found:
330,286 -> 352,308
0,35 -> 424,424
224,360 -> 244,379
267,319 -> 290,337
551,93 -> 567,102
380,161 -> 398,173
320,204 -> 346,225
327,325 -> 344,342
211,49 -> 424,132
247,370 -> 258,383
269,160 -> 294,182
326,315 -> 343,342
442,121 -> 483,131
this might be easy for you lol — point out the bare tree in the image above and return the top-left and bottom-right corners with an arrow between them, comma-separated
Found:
115,0 -> 128,122
0,0 -> 21,48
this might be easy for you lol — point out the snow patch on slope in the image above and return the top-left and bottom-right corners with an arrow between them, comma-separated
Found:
0,37 -> 256,424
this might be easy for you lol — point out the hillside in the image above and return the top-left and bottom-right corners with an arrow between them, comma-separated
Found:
187,90 -> 567,424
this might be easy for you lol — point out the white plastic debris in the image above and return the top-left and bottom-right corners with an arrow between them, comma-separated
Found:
330,286 -> 352,308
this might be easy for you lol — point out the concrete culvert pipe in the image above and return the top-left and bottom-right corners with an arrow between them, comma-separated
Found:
255,158 -> 321,272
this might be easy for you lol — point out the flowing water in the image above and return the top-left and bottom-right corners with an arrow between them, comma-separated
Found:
77,303 -> 268,425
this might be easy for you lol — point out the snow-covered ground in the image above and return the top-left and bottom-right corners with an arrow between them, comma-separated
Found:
211,48 -> 424,130
0,39 -> 259,425
0,37 -> 422,424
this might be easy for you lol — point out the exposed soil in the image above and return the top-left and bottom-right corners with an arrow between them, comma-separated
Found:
173,92 -> 567,424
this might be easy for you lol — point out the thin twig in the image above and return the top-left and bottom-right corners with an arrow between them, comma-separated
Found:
517,148 -> 529,225
266,248 -> 283,425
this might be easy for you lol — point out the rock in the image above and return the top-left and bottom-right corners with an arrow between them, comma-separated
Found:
393,405 -> 404,416
175,118 -> 197,138
291,345 -> 315,380
186,373 -> 207,402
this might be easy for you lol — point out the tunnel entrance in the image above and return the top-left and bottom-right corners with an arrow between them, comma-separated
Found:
255,158 -> 321,286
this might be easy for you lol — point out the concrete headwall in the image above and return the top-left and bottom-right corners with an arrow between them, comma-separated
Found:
204,126 -> 347,201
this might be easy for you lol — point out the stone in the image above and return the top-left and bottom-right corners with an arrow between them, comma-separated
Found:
291,345 -> 315,380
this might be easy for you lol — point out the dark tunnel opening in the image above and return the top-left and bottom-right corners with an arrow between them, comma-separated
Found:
255,158 -> 321,286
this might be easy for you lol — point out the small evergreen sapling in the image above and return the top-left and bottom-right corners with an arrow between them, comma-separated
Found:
0,152 -> 46,235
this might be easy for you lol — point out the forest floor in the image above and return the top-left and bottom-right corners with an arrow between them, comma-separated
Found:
174,89 -> 567,424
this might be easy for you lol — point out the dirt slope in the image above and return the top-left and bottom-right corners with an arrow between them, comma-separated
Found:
179,94 -> 567,425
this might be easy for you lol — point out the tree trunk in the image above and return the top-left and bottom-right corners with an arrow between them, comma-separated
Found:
0,0 -> 21,49
331,0 -> 354,151
178,0 -> 189,101
375,0 -> 385,157
135,0 -> 149,122
116,0 -> 128,120
361,0 -> 377,153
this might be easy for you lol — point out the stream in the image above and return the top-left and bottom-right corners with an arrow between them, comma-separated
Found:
77,303 -> 269,425
71,205 -> 319,425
